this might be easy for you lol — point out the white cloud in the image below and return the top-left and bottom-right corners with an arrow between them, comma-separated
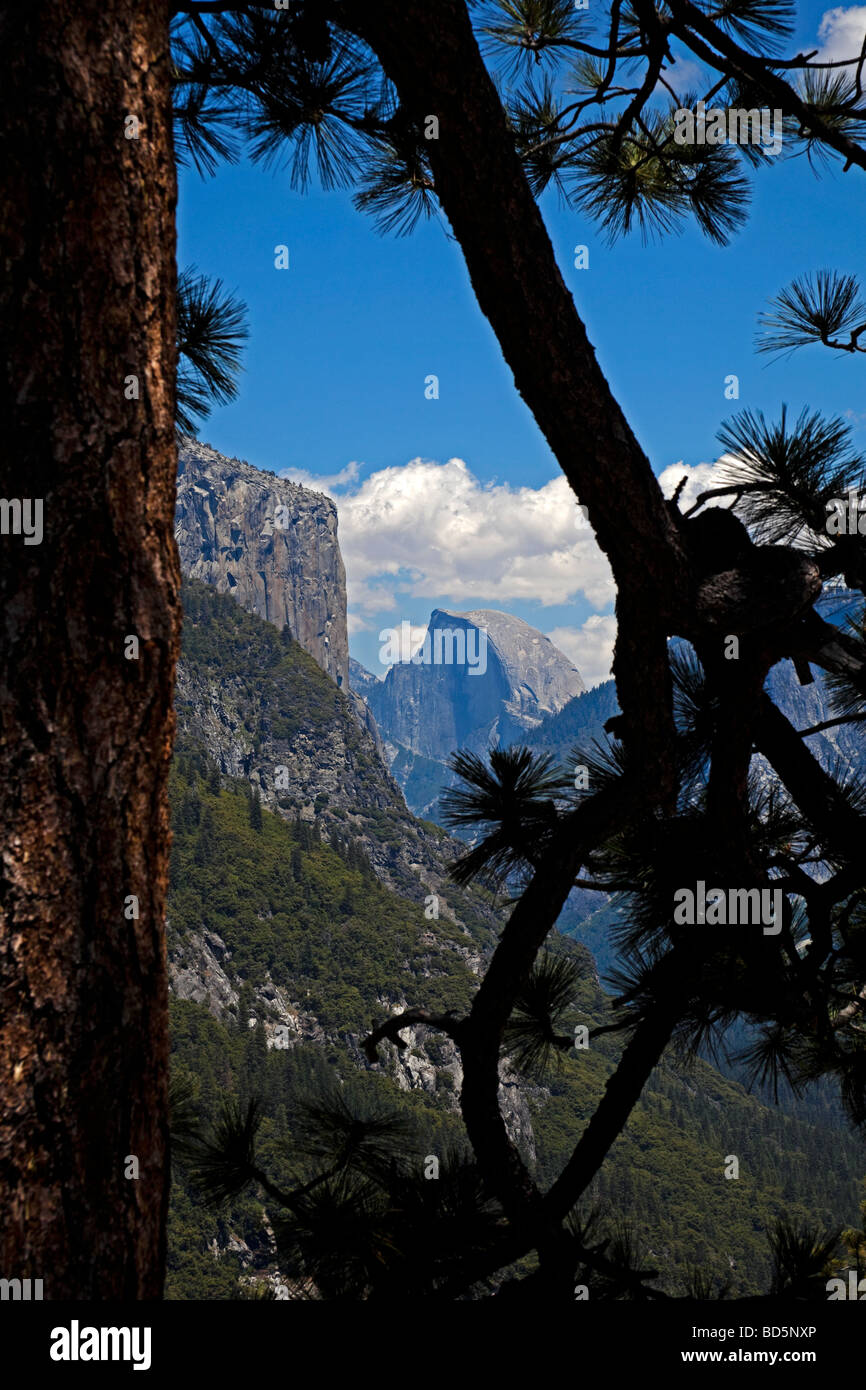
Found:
814,6 -> 866,63
546,615 -> 618,688
330,456 -> 615,617
280,460 -> 361,493
657,457 -> 733,514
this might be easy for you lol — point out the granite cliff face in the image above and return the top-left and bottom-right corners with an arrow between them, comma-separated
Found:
175,439 -> 349,690
354,607 -> 585,818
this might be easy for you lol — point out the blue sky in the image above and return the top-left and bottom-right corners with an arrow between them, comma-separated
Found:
177,2 -> 866,683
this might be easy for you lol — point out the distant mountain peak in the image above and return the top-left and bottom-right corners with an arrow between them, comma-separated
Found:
433,607 -> 585,710
357,607 -> 586,807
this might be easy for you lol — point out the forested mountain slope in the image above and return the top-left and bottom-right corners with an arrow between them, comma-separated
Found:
166,742 -> 862,1298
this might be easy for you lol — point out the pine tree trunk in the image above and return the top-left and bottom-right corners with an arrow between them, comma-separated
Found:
0,1 -> 179,1299
344,0 -> 686,808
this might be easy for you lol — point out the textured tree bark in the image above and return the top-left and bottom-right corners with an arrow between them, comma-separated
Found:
0,1 -> 179,1299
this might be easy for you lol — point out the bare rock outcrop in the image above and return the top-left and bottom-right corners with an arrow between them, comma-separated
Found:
176,439 -> 349,690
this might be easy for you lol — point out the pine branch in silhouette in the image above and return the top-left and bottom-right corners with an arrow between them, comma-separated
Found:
176,265 -> 248,433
